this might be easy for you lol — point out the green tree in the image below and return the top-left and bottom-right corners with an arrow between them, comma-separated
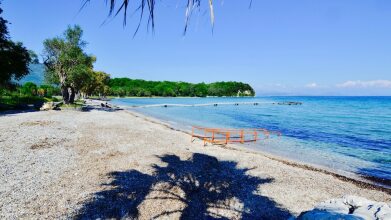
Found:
93,71 -> 110,97
28,50 -> 39,64
106,78 -> 255,97
43,25 -> 95,104
20,82 -> 37,96
81,71 -> 110,97
39,84 -> 60,97
0,3 -> 31,87
194,83 -> 208,97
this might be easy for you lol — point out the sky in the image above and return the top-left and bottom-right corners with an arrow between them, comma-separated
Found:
3,0 -> 391,95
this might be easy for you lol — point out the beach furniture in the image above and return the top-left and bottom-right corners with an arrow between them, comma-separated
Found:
191,126 -> 281,146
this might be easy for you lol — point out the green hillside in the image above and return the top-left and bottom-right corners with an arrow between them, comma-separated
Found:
108,78 -> 255,97
13,65 -> 255,97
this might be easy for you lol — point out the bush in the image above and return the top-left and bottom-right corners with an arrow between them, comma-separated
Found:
0,82 -> 60,111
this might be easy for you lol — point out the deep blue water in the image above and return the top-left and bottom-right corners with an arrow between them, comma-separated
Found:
112,97 -> 391,186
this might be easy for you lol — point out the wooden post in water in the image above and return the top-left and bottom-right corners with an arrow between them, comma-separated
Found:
240,130 -> 244,144
191,127 -> 194,142
254,131 -> 258,142
203,129 -> 206,146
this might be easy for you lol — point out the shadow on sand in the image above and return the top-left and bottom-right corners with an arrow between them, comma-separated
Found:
0,109 -> 39,116
75,153 -> 292,219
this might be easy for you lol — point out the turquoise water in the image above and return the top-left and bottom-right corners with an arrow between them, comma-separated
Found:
112,97 -> 391,187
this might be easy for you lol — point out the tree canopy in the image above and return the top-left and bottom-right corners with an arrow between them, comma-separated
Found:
80,71 -> 111,97
108,78 -> 255,97
43,25 -> 96,104
28,50 -> 40,64
0,2 -> 31,87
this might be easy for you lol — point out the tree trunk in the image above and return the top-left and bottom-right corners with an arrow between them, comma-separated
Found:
75,91 -> 80,101
69,87 -> 76,104
61,86 -> 70,104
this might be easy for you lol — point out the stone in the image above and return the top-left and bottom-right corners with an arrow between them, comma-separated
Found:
296,195 -> 391,220
40,102 -> 54,111
40,102 -> 60,111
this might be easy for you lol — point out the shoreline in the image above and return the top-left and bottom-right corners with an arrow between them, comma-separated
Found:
105,98 -> 391,191
1,104 -> 390,218
123,108 -> 391,194
98,96 -> 257,100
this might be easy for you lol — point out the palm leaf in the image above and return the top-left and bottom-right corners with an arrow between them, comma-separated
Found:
82,0 -> 215,34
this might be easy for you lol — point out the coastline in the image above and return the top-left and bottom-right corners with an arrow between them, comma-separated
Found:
0,106 -> 390,219
109,97 -> 391,191
123,108 -> 391,193
101,96 -> 256,100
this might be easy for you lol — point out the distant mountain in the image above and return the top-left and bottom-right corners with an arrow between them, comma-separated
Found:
16,64 -> 45,85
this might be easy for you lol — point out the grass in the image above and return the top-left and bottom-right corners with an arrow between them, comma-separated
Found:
59,103 -> 84,108
58,100 -> 85,109
0,93 -> 59,111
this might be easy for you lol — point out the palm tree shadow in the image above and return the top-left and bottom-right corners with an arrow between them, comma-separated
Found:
75,153 -> 292,219
75,170 -> 155,219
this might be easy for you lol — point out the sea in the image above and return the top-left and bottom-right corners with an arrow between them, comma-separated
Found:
111,96 -> 391,188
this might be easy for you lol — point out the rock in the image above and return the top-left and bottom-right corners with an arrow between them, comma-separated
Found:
296,195 -> 391,220
40,102 -> 60,111
40,102 -> 54,111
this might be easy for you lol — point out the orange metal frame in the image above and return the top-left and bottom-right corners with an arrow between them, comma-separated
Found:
191,126 -> 281,146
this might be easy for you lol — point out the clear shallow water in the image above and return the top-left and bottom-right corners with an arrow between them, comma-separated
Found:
112,97 -> 391,186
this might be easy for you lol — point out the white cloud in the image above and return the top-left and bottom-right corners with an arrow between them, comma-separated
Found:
305,82 -> 318,88
336,80 -> 391,88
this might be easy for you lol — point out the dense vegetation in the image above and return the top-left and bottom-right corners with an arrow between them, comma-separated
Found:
108,78 -> 255,97
0,82 -> 60,110
0,2 -> 43,110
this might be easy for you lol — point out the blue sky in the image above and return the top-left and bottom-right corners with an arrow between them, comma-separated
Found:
3,0 -> 391,95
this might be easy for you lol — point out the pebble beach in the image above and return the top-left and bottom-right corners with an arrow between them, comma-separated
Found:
0,108 -> 390,219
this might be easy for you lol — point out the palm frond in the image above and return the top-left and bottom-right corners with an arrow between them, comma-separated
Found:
82,0 -> 215,35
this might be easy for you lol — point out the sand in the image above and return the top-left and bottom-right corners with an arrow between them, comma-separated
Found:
0,108 -> 389,219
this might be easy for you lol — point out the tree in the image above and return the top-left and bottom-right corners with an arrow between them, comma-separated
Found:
106,78 -> 254,97
28,50 -> 40,64
80,71 -> 110,97
39,84 -> 60,97
43,25 -> 95,104
194,83 -> 208,97
20,82 -> 37,96
0,3 -> 31,87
